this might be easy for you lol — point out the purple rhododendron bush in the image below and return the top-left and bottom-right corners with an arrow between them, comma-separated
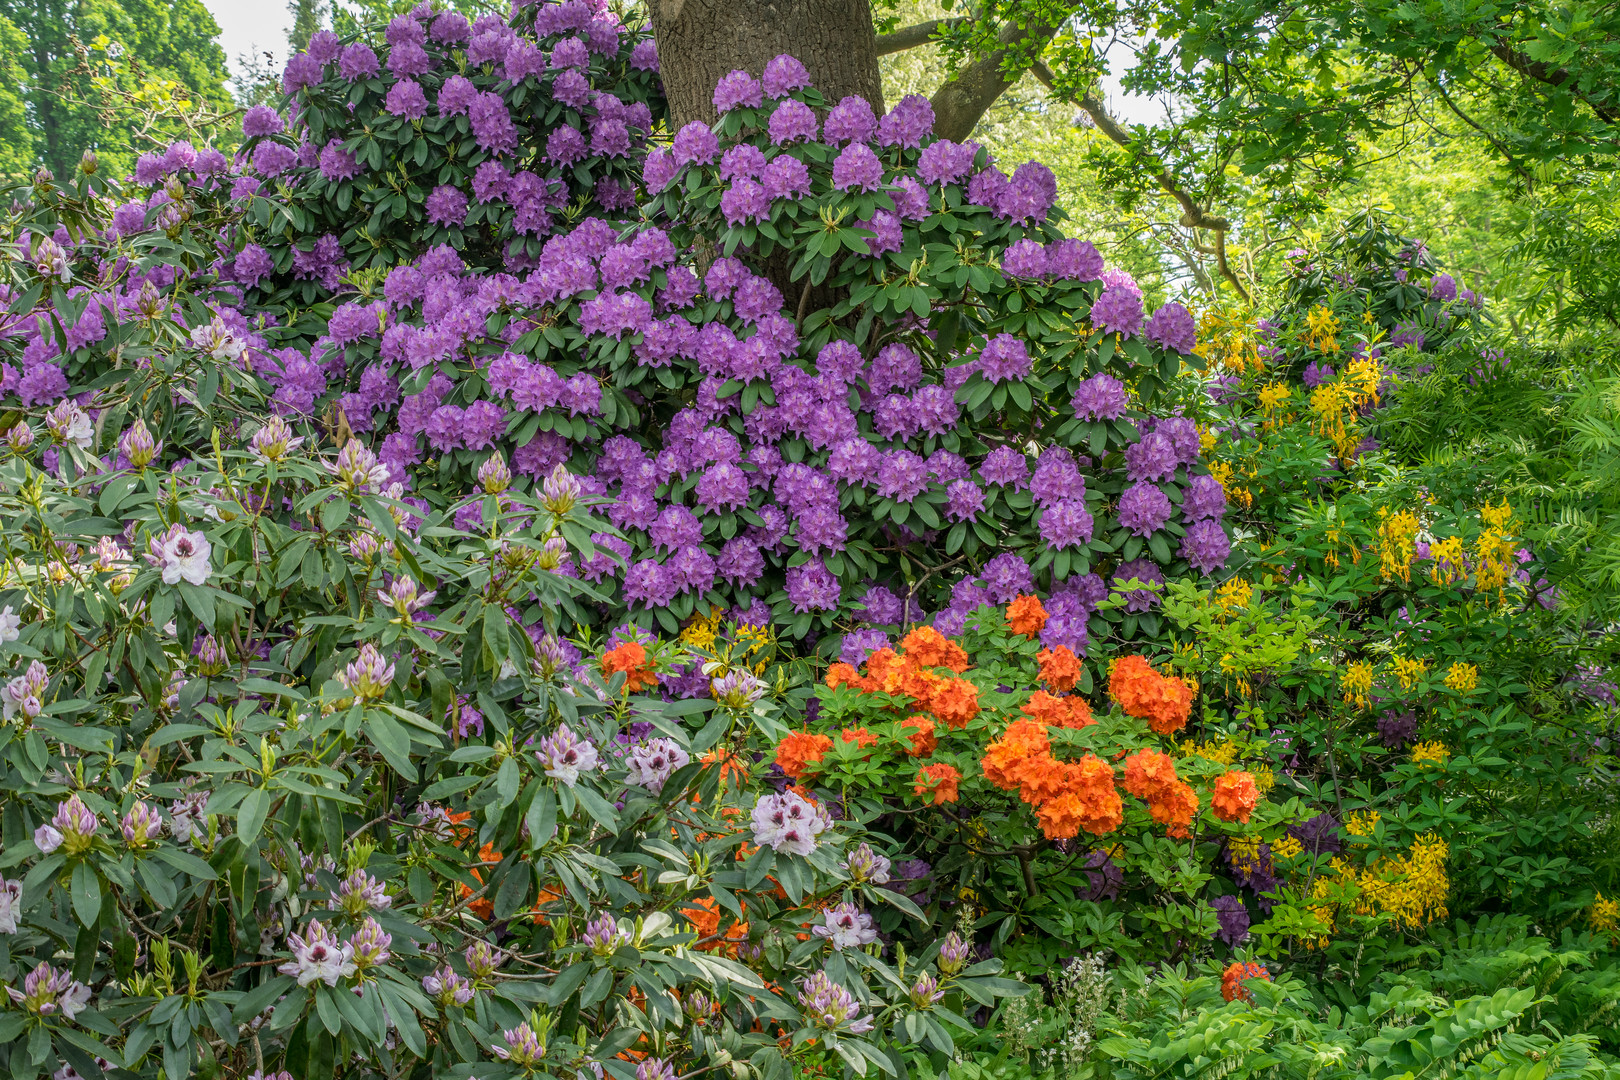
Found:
2,2 -> 1619,1079
95,0 -> 1226,658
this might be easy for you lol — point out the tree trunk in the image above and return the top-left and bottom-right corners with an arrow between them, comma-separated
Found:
645,0 -> 885,129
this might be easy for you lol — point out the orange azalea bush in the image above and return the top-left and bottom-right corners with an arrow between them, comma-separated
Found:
788,599 -> 1294,955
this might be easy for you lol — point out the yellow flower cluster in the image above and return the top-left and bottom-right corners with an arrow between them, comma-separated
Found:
1392,655 -> 1429,691
1309,835 -> 1451,939
1343,661 -> 1374,709
1304,305 -> 1341,353
1376,508 -> 1421,582
1195,306 -> 1263,374
1474,500 -> 1518,593
1345,810 -> 1381,837
1411,741 -> 1449,768
1272,835 -> 1304,859
1208,461 -> 1255,509
679,607 -> 727,651
1215,578 -> 1253,616
1345,357 -> 1383,405
1228,836 -> 1264,875
1590,893 -> 1620,935
1354,835 -> 1450,929
1428,536 -> 1466,584
1443,662 -> 1479,693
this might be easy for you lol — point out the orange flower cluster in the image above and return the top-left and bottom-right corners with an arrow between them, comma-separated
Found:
774,731 -> 832,780
601,641 -> 658,693
1121,749 -> 1199,837
1110,655 -> 1194,735
1022,689 -> 1094,730
460,841 -> 501,919
1220,961 -> 1271,1003
1034,756 -> 1122,839
982,719 -> 1122,839
900,716 -> 938,756
840,727 -> 878,750
681,895 -> 750,954
913,763 -> 961,805
825,637 -> 980,730
899,626 -> 970,672
1211,770 -> 1260,824
1037,646 -> 1082,692
1007,595 -> 1047,636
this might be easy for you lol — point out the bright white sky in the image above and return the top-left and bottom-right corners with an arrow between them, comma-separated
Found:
203,1 -> 294,85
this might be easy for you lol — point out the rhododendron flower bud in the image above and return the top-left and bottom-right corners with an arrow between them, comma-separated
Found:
2,659 -> 49,721
119,418 -> 158,469
938,931 -> 972,975
798,970 -> 873,1033
326,439 -> 390,494
711,668 -> 767,708
338,644 -> 394,700
422,964 -> 475,1006
331,868 -> 391,915
194,634 -> 227,675
6,962 -> 90,1018
581,912 -> 630,957
378,575 -> 435,618
540,463 -> 581,513
477,451 -> 512,494
909,973 -> 945,1009
30,237 -> 70,283
465,940 -> 504,980
40,795 -> 98,857
349,916 -> 393,970
249,415 -> 303,462
45,401 -> 92,448
536,536 -> 569,570
843,843 -> 891,885
6,423 -> 34,453
349,532 -> 380,563
121,801 -> 163,849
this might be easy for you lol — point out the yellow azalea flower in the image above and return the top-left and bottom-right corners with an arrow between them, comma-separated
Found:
1590,893 -> 1620,935
1215,578 -> 1253,616
1444,662 -> 1479,693
1411,741 -> 1449,767
1393,655 -> 1429,691
1272,835 -> 1304,859
1258,383 -> 1292,414
1345,810 -> 1381,837
1428,536 -> 1466,584
1342,661 -> 1374,708
1375,508 -> 1420,582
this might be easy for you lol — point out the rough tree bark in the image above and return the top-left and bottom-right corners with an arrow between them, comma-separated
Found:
645,0 -> 886,129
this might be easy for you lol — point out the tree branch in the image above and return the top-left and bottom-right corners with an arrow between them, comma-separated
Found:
1028,62 -> 1250,301
1489,42 -> 1619,124
1029,61 -> 1230,232
1429,75 -> 1534,188
875,19 -> 965,56
928,13 -> 1066,142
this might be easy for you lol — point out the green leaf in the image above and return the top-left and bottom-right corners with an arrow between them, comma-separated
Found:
237,788 -> 271,847
151,845 -> 218,880
71,861 -> 102,928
